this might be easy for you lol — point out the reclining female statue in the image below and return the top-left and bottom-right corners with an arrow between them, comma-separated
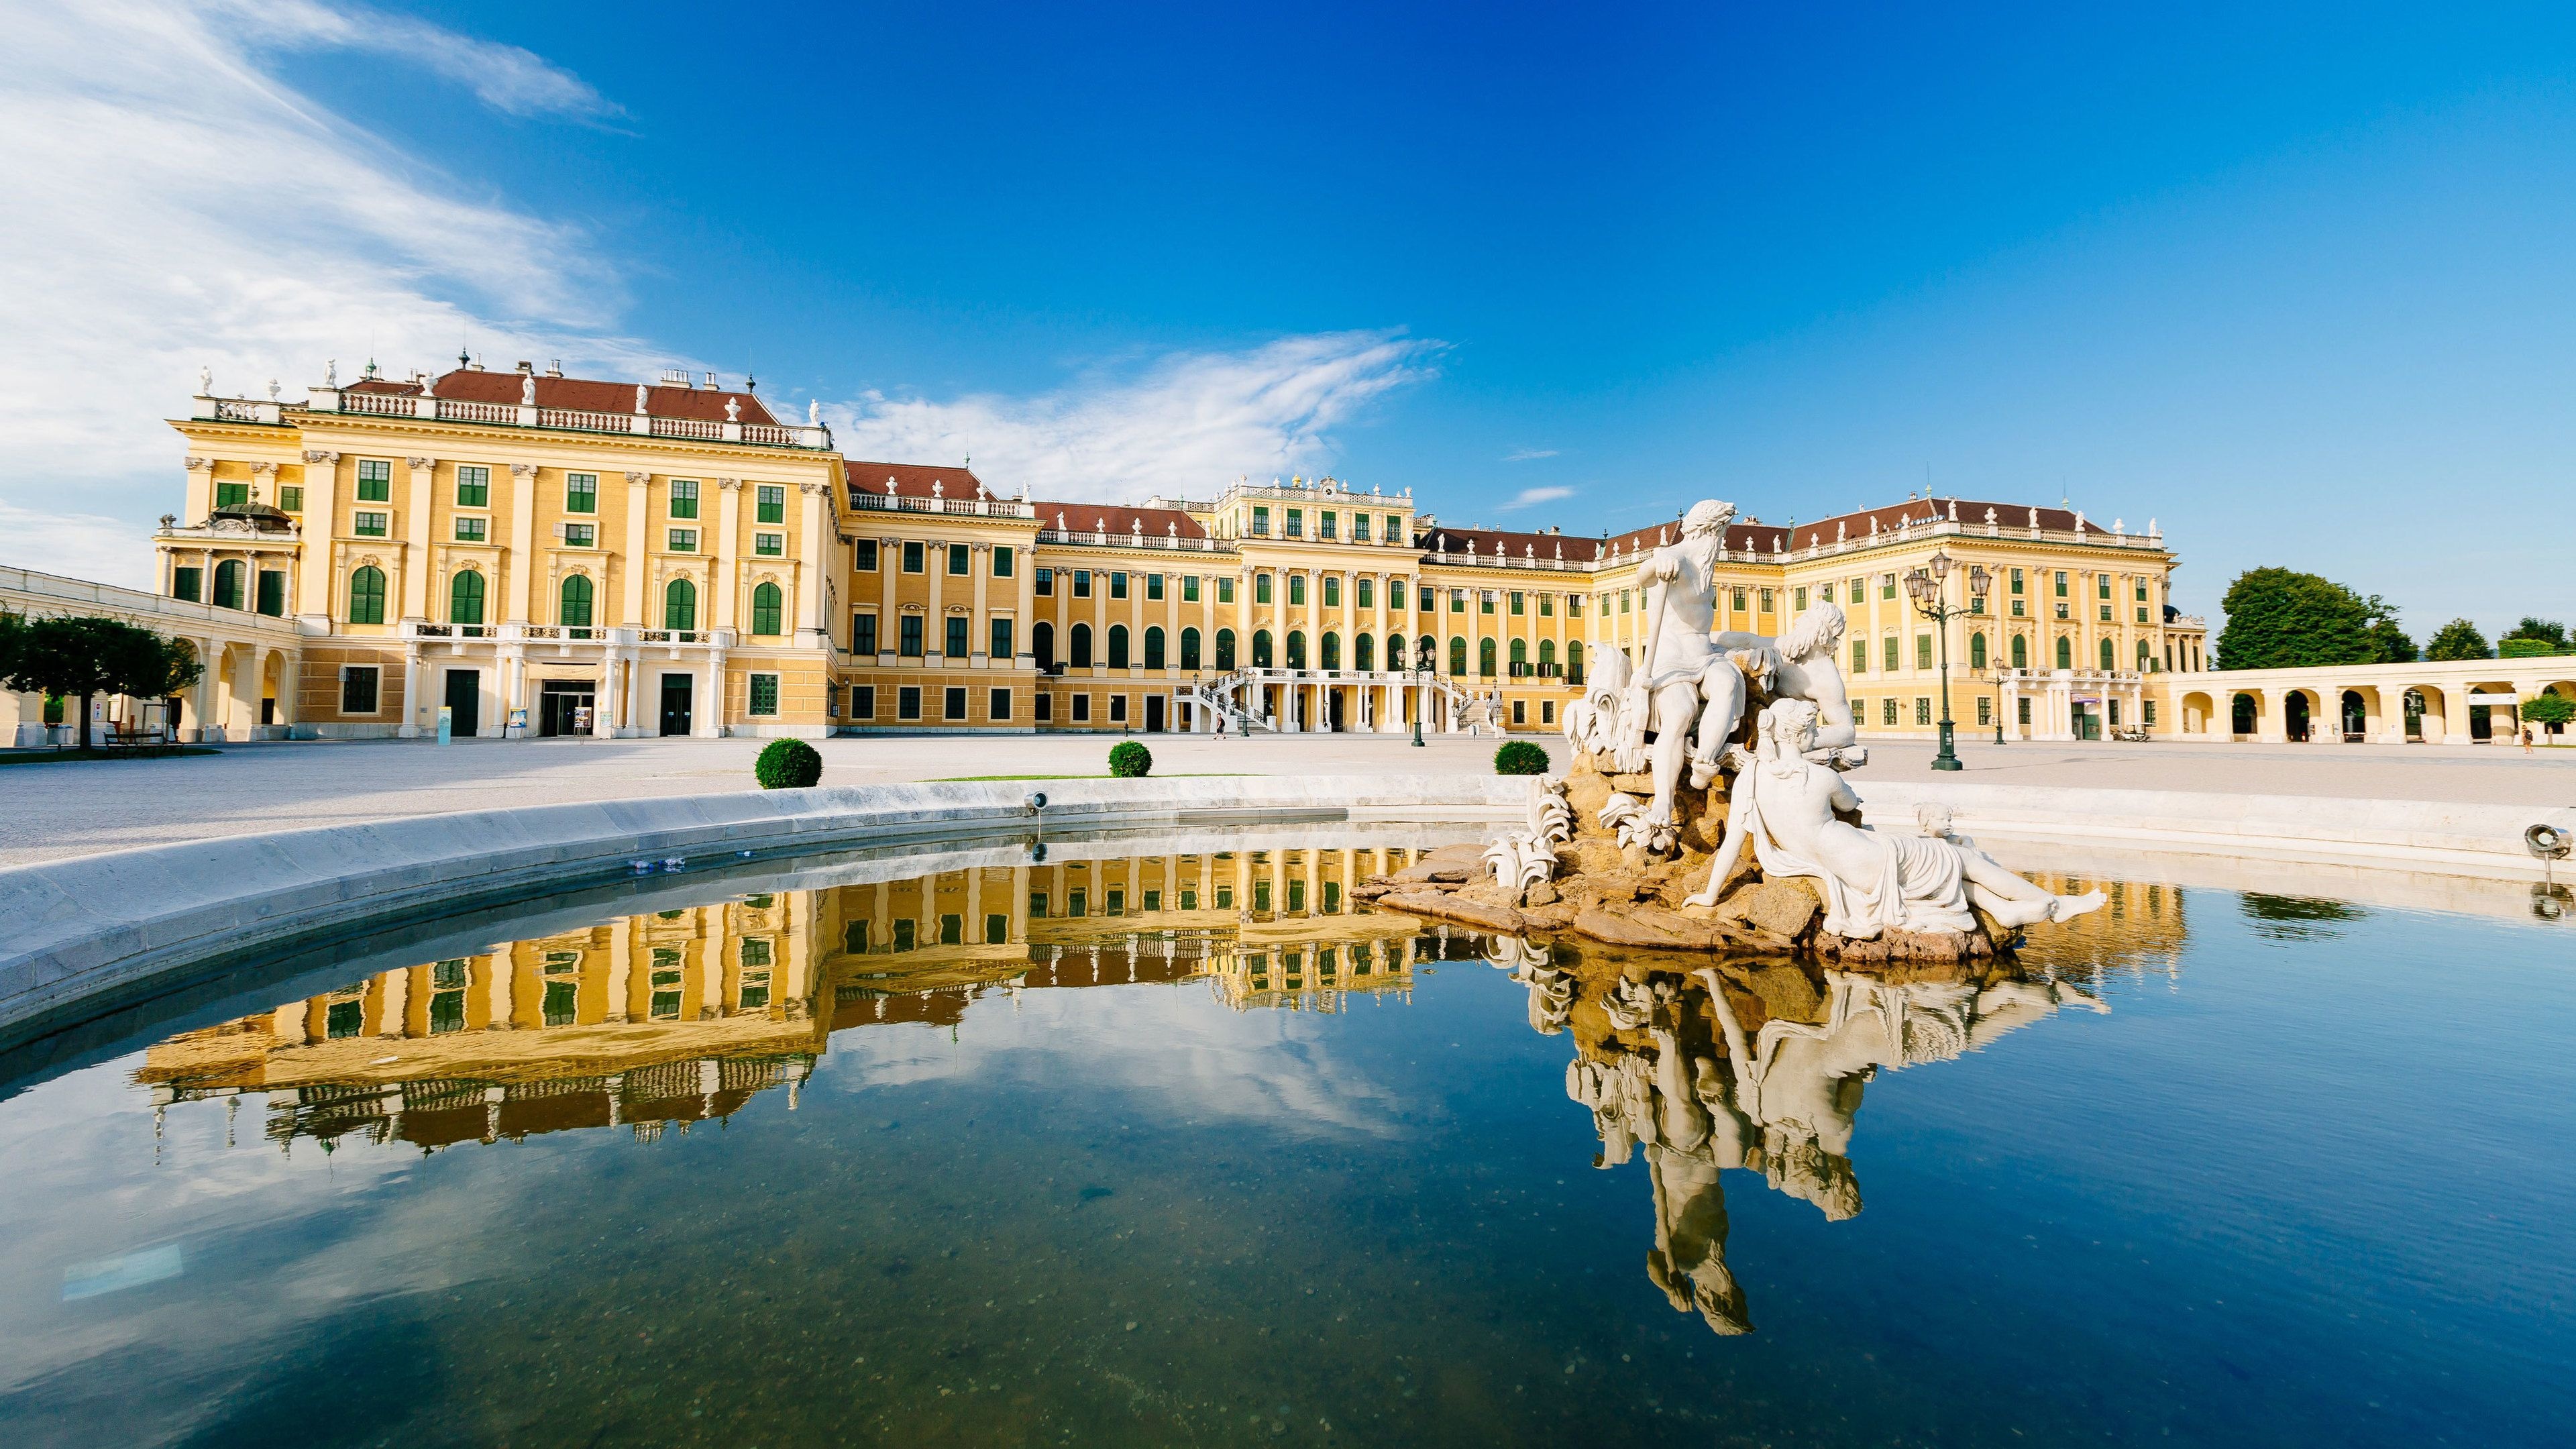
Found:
1684,699 -> 2104,937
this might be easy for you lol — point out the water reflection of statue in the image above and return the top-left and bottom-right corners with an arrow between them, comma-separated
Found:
1687,700 -> 2106,936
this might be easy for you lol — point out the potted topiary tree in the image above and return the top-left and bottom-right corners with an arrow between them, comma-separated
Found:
754,738 -> 824,788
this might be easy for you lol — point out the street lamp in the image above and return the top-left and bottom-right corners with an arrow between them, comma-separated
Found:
1904,550 -> 1988,773
1409,639 -> 1430,747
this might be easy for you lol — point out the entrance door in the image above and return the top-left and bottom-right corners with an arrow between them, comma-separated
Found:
1145,695 -> 1166,733
445,669 -> 481,737
539,680 -> 596,737
659,674 -> 694,737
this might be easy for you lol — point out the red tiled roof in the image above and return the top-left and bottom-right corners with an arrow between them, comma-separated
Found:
1419,525 -> 1602,564
347,369 -> 780,426
1782,499 -> 2083,552
1034,501 -> 1210,540
844,462 -> 998,509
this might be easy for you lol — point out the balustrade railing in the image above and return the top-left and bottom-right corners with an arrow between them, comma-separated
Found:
1036,527 -> 1228,550
851,492 -> 1036,519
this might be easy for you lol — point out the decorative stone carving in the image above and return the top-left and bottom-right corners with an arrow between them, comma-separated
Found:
184,456 -> 209,471
510,462 -> 536,478
301,449 -> 338,466
407,457 -> 435,470
625,471 -> 651,485
717,477 -> 742,492
249,461 -> 276,477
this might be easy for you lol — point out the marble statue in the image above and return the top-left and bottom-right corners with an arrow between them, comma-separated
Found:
1623,499 -> 1778,828
1685,700 -> 2105,936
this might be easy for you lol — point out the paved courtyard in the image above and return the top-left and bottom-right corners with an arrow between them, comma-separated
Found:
1,732 -> 2569,868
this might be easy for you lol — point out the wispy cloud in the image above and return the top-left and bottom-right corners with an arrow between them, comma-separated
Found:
831,331 -> 1442,502
1497,485 -> 1575,511
0,0 -> 655,586
1501,447 -> 1559,462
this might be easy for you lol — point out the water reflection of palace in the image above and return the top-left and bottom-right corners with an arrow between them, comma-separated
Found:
1513,878 -> 2188,1336
136,847 -> 1444,1152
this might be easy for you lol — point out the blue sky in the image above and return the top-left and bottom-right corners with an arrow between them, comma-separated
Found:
5,1 -> 2571,633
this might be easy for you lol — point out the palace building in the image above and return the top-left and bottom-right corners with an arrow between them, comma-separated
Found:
152,361 -> 2204,744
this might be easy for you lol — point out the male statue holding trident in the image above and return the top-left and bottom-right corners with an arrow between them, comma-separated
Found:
1622,499 -> 1778,833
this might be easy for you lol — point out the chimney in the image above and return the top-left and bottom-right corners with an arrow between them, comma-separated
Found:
515,360 -> 534,374
546,360 -> 564,377
703,371 -> 716,390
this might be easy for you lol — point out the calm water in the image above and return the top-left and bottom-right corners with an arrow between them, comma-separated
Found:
1,839 -> 2571,1448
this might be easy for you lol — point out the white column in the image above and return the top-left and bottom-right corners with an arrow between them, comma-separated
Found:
399,647 -> 423,738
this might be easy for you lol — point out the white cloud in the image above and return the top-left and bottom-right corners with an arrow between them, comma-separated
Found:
0,0 -> 659,587
219,0 -> 624,121
830,331 -> 1440,502
1497,485 -> 1575,511
1501,447 -> 1558,462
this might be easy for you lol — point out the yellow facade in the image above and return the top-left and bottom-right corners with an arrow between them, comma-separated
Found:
160,365 -> 2196,742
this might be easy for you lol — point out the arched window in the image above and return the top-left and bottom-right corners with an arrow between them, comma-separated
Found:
1216,628 -> 1236,669
1538,639 -> 1556,669
1479,638 -> 1497,677
664,578 -> 696,632
1252,629 -> 1273,668
347,566 -> 386,625
559,574 -> 594,628
1567,639 -> 1585,684
1387,634 -> 1405,672
1144,626 -> 1165,669
213,559 -> 246,610
1286,631 -> 1307,669
1179,627 -> 1199,670
2055,636 -> 2072,669
1320,632 -> 1340,670
1033,621 -> 1057,670
2100,637 -> 2115,670
1448,636 -> 1467,675
2010,635 -> 2027,669
1108,624 -> 1130,669
1417,635 -> 1435,671
1509,639 -> 1527,676
750,582 -> 784,637
1968,632 -> 1986,669
2137,638 -> 2151,669
451,570 -> 486,625
1070,622 -> 1095,667
1354,633 -> 1374,672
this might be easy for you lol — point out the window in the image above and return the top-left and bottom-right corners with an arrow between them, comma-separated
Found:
2100,638 -> 2116,670
1760,588 -> 1775,612
1111,571 -> 1130,600
1032,621 -> 1055,669
2098,574 -> 2112,600
1617,591 -> 1629,614
1917,635 -> 1933,670
2019,696 -> 2033,726
949,543 -> 971,576
752,582 -> 785,637
2011,635 -> 2027,669
2144,700 -> 2159,727
1794,586 -> 1808,611
944,686 -> 967,720
990,617 -> 1014,659
1324,576 -> 1340,608
1109,695 -> 1128,723
852,685 -> 876,718
1449,637 -> 1468,675
560,575 -> 594,627
1538,593 -> 1553,618
455,517 -> 487,542
855,612 -> 878,654
1035,692 -> 1054,721
2100,602 -> 2113,623
989,688 -> 1011,720
1538,639 -> 1555,671
2010,567 -> 2025,594
855,539 -> 879,571
566,472 -> 598,513
898,686 -> 922,720
756,484 -> 785,523
1251,506 -> 1270,536
1145,627 -> 1167,669
665,578 -> 698,631
347,566 -> 386,623
1353,515 -> 1371,542
455,465 -> 490,508
667,528 -> 698,552
1977,696 -> 1992,726
357,458 -> 392,502
1566,594 -> 1581,617
1181,627 -> 1202,669
1848,576 -> 1864,603
562,523 -> 596,547
278,486 -> 303,513
1453,589 -> 1468,614
1968,632 -> 1986,669
993,545 -> 1014,578
1821,582 -> 1835,602
1215,629 -> 1236,669
1183,575 -> 1201,602
172,566 -> 202,602
1509,590 -> 1524,616
1479,638 -> 1497,676
354,511 -> 388,538
1034,566 -> 1053,596
1882,697 -> 1899,726
1218,577 -> 1235,604
1881,574 -> 1898,600
1883,636 -> 1899,672
1320,632 -> 1339,669
256,570 -> 286,616
1481,591 -> 1496,615
755,533 -> 784,557
1147,572 -> 1165,602
1508,638 -> 1525,675
1285,630 -> 1305,669
1851,639 -> 1868,673
1731,587 -> 1748,612
1070,622 -> 1094,667
900,615 -> 924,657
1319,511 -> 1338,540
1288,574 -> 1305,606
669,478 -> 699,519
946,616 -> 969,657
1073,570 -> 1092,598
2137,605 -> 2150,625
1073,693 -> 1092,722
339,666 -> 379,713
2054,570 -> 2069,597
449,570 -> 486,625
1256,574 -> 1273,604
749,674 -> 780,716
2056,637 -> 2073,669
1286,508 -> 1304,538
1252,629 -> 1273,668
903,541 -> 925,574
1385,513 -> 1403,541
1355,633 -> 1374,671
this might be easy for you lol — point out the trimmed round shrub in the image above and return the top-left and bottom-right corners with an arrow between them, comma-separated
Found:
754,738 -> 823,790
1108,741 -> 1153,778
1494,740 -> 1550,775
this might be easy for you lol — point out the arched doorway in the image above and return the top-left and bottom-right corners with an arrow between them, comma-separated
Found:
2284,691 -> 2312,743
2231,692 -> 2257,737
2340,690 -> 2367,743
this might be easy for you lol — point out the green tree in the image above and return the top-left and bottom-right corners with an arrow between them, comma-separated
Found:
2212,568 -> 2385,671
2423,617 -> 2492,661
2523,692 -> 2574,730
2499,617 -> 2570,657
0,615 -> 202,751
2367,616 -> 2417,663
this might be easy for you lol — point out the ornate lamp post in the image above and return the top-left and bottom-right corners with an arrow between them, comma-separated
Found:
1409,639 -> 1430,747
1904,551 -> 1988,773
